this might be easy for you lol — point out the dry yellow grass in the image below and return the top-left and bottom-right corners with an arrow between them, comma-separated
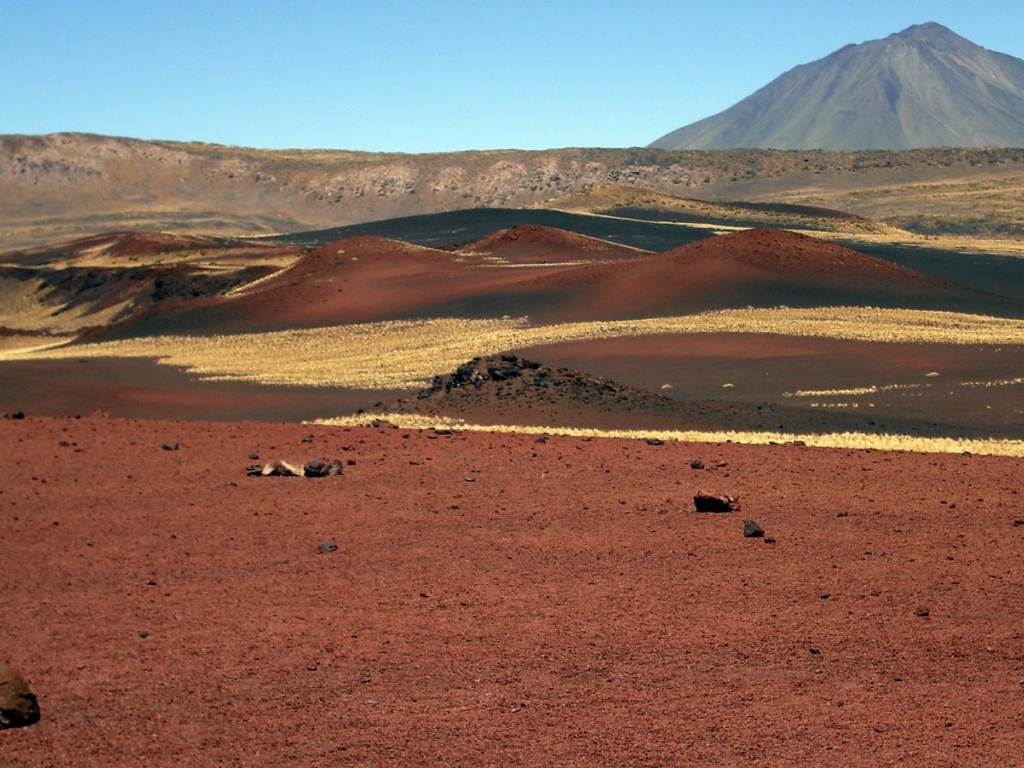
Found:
0,276 -> 134,334
5,307 -> 1024,389
314,412 -> 1024,458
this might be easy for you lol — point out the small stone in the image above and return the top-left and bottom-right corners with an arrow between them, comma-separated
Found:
0,661 -> 40,730
694,492 -> 738,513
318,543 -> 339,553
690,459 -> 704,470
535,437 -> 547,444
743,520 -> 765,538
915,606 -> 930,617
645,438 -> 664,446
465,476 -> 476,483
1014,520 -> 1024,528
162,442 -> 179,451
304,459 -> 328,477
820,592 -> 831,600
249,453 -> 260,460
302,435 -> 314,443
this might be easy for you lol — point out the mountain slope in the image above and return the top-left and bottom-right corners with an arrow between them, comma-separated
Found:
650,23 -> 1024,151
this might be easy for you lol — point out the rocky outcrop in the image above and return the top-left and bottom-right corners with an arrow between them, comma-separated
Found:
0,661 -> 40,730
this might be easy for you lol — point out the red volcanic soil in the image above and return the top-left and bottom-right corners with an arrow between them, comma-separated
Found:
3,415 -> 1024,765
83,228 -> 1024,341
101,235 -> 593,337
520,228 -> 1016,321
457,224 -> 646,263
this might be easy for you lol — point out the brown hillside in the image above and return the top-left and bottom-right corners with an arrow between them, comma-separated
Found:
519,228 -> 999,321
457,224 -> 646,262
5,134 -> 1024,249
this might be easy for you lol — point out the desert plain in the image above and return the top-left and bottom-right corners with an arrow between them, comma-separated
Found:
2,177 -> 1024,764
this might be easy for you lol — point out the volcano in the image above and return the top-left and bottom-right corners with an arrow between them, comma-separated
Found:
650,23 -> 1024,150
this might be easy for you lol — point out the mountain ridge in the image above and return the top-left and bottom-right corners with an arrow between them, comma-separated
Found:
650,23 -> 1024,151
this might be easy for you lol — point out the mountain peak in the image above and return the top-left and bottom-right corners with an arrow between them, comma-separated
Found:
650,24 -> 1024,150
895,21 -> 955,39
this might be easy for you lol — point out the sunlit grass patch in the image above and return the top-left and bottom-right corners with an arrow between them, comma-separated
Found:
315,412 -> 1024,457
6,307 -> 1024,389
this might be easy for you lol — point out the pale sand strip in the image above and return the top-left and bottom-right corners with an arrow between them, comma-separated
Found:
315,412 -> 1024,458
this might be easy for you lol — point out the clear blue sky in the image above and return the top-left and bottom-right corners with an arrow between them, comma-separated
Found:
2,1 -> 1022,153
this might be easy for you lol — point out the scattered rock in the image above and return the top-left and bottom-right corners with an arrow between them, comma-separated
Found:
3,411 -> 26,420
249,453 -> 259,460
915,606 -> 930,617
645,438 -> 664,446
743,520 -> 765,538
162,442 -> 179,451
248,458 -> 343,477
535,436 -> 547,444
317,542 -> 339,554
261,460 -> 304,477
1014,520 -> 1023,528
305,459 -> 342,478
0,661 -> 40,730
465,476 -> 477,483
302,435 -> 314,443
694,492 -> 739,513
690,459 -> 704,470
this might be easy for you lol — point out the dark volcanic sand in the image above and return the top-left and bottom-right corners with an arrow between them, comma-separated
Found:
3,416 -> 1024,765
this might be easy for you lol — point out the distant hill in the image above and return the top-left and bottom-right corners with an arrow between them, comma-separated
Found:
4,133 -> 1024,249
650,23 -> 1024,151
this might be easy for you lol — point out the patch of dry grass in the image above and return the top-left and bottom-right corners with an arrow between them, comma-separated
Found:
0,276 -> 134,334
314,412 -> 1024,458
7,307 -> 1024,388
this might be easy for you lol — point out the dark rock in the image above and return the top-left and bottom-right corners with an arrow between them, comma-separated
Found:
915,606 -> 930,617
304,459 -> 328,477
690,459 -> 705,470
645,438 -> 664,446
9,411 -> 25,420
162,442 -> 179,451
535,436 -> 547,444
317,542 -> 338,554
0,662 -> 40,730
694,492 -> 739,513
249,453 -> 260,461
326,459 -> 343,476
302,435 -> 314,443
743,520 -> 765,538
245,464 -> 262,477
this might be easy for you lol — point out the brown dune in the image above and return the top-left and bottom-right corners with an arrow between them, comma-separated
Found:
91,233 -> 632,338
519,228 -> 1010,321
457,224 -> 646,262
